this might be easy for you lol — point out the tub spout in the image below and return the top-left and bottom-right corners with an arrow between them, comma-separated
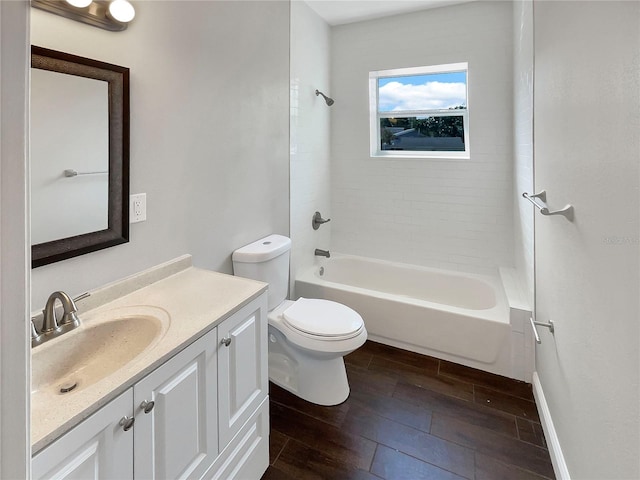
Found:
315,248 -> 330,258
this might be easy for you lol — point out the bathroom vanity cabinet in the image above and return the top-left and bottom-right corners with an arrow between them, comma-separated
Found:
32,294 -> 268,480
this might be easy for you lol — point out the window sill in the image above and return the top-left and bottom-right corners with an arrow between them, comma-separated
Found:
371,151 -> 471,160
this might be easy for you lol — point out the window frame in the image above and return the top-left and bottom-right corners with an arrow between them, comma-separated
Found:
369,62 -> 470,159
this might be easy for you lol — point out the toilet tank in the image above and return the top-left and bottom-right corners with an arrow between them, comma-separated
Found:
232,234 -> 291,310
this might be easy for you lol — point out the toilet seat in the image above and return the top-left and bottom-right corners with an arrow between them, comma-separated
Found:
282,298 -> 364,340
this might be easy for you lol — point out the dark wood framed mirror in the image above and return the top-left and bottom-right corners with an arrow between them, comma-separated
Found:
31,46 -> 129,268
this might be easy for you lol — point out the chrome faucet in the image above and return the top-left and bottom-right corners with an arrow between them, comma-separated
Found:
32,291 -> 85,347
314,248 -> 330,258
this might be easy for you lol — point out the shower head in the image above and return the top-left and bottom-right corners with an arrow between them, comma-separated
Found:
315,89 -> 334,106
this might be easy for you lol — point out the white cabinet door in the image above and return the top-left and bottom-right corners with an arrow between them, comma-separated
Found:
32,389 -> 134,480
133,328 -> 218,480
217,295 -> 268,447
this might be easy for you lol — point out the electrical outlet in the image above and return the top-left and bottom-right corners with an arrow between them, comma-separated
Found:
130,193 -> 147,223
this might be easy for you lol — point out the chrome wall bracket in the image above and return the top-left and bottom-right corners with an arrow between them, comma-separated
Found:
530,317 -> 555,344
522,190 -> 574,221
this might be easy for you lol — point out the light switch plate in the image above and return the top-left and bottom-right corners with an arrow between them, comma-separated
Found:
130,193 -> 146,223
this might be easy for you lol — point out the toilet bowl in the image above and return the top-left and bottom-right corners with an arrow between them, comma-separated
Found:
267,298 -> 366,405
232,234 -> 367,406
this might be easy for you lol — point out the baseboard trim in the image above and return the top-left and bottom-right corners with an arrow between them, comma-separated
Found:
532,372 -> 571,480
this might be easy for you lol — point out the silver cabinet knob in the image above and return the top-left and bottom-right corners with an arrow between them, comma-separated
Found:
220,337 -> 232,347
140,400 -> 155,414
119,416 -> 135,432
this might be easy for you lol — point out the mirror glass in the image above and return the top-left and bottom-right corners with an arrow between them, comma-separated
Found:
31,46 -> 129,268
31,69 -> 109,243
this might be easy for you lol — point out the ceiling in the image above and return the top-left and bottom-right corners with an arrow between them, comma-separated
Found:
304,0 -> 475,26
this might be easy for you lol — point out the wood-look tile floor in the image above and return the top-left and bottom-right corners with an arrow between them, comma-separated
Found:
262,341 -> 555,480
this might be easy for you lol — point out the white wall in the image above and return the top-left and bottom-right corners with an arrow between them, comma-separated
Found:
289,1 -> 331,296
0,1 -> 31,476
512,0 -> 534,307
533,2 -> 640,478
30,1 -> 290,309
330,2 -> 514,275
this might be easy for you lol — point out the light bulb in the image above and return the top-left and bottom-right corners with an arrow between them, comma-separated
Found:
108,0 -> 135,23
65,0 -> 92,7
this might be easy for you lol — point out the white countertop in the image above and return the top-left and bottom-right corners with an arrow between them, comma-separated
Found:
31,256 -> 267,453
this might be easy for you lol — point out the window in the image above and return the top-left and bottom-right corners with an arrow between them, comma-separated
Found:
369,63 -> 469,158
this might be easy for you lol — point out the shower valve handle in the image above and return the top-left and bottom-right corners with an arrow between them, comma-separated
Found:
312,211 -> 331,230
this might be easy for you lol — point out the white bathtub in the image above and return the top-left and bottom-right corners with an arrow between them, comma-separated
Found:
295,254 -> 511,367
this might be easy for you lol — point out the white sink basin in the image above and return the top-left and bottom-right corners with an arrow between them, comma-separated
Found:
32,306 -> 170,398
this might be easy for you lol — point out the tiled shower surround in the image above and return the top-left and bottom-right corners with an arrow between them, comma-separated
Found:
330,2 -> 515,275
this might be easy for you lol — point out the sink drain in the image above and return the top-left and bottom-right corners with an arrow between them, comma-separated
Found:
59,381 -> 78,394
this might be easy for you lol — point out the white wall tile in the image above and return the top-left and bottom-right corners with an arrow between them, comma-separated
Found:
330,1 -> 515,274
512,0 -> 535,308
289,1 -> 331,296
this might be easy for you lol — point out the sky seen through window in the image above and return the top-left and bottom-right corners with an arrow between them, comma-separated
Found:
378,72 -> 467,112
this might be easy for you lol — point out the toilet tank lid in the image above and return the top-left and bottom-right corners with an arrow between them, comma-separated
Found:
232,234 -> 291,263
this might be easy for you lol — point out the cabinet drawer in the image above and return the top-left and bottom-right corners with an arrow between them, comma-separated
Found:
202,397 -> 269,480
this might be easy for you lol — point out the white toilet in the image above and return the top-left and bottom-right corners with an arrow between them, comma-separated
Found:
232,234 -> 367,406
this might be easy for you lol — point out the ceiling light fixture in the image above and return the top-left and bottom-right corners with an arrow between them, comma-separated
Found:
31,0 -> 136,31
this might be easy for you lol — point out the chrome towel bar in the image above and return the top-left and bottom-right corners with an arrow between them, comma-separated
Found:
530,317 -> 554,344
522,190 -> 574,221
